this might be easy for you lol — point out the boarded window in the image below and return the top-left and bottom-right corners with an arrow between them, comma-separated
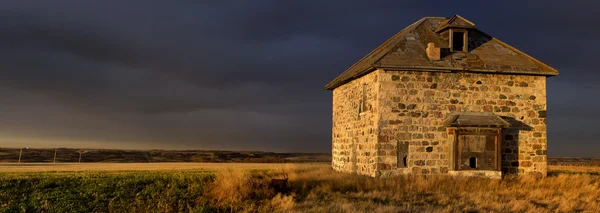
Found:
457,134 -> 498,170
397,142 -> 409,168
359,84 -> 367,113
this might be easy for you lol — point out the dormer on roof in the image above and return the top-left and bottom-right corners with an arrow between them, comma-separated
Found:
435,15 -> 476,32
436,15 -> 476,52
324,15 -> 558,90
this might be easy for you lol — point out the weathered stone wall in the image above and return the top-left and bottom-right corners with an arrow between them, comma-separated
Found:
332,71 -> 380,176
376,70 -> 547,176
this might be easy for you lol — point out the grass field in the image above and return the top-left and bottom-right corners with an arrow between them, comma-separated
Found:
0,162 -> 314,173
0,148 -> 331,163
1,163 -> 599,212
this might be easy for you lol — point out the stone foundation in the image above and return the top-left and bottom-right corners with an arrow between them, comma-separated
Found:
448,170 -> 502,179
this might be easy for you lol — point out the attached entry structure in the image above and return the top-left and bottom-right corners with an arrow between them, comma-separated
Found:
326,15 -> 557,178
445,112 -> 510,177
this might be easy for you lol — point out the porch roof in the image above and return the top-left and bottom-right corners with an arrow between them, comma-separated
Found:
443,112 -> 511,128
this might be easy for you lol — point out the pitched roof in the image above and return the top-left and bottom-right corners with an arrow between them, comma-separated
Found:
325,15 -> 559,90
443,112 -> 510,128
435,15 -> 475,32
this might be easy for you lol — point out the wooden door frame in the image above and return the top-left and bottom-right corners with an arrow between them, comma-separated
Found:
450,127 -> 502,171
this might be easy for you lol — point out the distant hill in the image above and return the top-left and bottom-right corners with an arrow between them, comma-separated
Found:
548,157 -> 600,166
0,148 -> 331,163
1,148 -> 596,166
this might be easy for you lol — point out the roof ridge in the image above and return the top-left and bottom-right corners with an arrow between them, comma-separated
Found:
324,17 -> 431,89
435,14 -> 475,32
341,17 -> 427,74
490,38 -> 559,75
453,15 -> 475,26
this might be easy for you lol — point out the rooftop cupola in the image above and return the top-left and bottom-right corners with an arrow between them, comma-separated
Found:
435,15 -> 476,52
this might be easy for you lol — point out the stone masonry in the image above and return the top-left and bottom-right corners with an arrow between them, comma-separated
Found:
332,71 -> 379,176
332,69 -> 548,177
377,70 -> 547,177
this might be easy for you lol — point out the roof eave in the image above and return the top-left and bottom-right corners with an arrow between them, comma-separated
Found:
379,66 -> 558,76
324,17 -> 432,90
434,25 -> 476,33
445,124 -> 510,128
442,112 -> 511,128
325,66 -> 558,90
324,66 -> 377,90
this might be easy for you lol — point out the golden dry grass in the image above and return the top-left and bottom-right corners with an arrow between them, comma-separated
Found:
2,163 -> 600,212
291,167 -> 600,212
203,164 -> 600,212
550,165 -> 600,173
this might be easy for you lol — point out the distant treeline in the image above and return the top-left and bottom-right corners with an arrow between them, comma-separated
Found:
0,148 -> 331,163
548,157 -> 600,167
5,148 -> 595,166
239,157 -> 291,163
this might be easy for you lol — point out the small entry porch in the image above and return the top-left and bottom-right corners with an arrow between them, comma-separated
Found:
444,112 -> 511,178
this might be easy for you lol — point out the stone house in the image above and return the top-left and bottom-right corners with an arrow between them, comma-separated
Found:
325,15 -> 558,178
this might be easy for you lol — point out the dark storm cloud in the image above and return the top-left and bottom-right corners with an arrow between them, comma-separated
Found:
0,0 -> 598,155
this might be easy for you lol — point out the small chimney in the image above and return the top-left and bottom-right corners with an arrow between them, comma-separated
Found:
426,42 -> 441,60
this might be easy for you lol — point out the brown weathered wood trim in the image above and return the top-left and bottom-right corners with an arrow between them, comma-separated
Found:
453,127 -> 503,171
452,128 -> 457,171
456,127 -> 500,135
463,30 -> 468,52
455,132 -> 460,171
449,28 -> 454,51
497,128 -> 502,171
449,28 -> 468,52
325,66 -> 557,90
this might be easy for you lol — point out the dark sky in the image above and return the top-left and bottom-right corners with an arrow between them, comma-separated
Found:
0,1 -> 597,156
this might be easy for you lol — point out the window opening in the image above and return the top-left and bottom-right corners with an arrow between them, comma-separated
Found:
357,84 -> 368,119
360,84 -> 367,112
452,32 -> 464,51
397,142 -> 409,168
469,157 -> 477,169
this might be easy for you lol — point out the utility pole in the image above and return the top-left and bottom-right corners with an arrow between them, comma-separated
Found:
17,147 -> 29,163
77,150 -> 88,163
18,148 -> 22,163
53,148 -> 57,163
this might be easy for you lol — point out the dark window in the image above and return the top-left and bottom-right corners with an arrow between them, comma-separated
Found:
358,84 -> 367,115
453,32 -> 464,51
397,142 -> 409,168
469,157 -> 477,168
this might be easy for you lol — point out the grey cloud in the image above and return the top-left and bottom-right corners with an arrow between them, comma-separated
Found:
0,0 -> 597,154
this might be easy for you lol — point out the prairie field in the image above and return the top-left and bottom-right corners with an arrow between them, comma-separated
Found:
0,148 -> 331,163
0,162 -> 315,173
1,163 -> 599,212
